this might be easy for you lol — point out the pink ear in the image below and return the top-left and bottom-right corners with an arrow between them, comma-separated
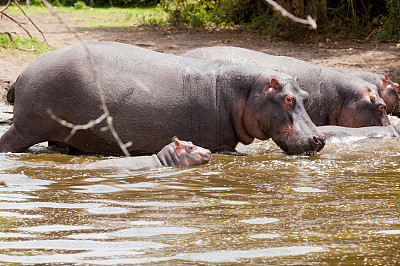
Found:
381,74 -> 391,87
270,77 -> 281,90
172,136 -> 181,147
385,74 -> 389,81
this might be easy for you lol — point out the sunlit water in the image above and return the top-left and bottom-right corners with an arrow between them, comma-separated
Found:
1,122 -> 400,264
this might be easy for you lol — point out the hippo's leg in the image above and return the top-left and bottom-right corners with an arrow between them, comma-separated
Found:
0,125 -> 43,153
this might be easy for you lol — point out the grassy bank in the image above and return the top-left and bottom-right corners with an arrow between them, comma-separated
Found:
4,5 -> 162,27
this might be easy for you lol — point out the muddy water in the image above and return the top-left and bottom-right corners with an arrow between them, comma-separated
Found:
0,124 -> 400,264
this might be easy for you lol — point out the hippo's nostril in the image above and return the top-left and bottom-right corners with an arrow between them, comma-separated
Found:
313,136 -> 318,143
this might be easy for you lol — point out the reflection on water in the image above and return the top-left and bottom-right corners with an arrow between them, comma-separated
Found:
1,124 -> 400,264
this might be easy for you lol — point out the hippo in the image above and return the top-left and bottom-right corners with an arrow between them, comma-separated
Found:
182,46 -> 390,128
0,42 -> 325,156
317,125 -> 399,144
86,136 -> 211,171
343,71 -> 399,116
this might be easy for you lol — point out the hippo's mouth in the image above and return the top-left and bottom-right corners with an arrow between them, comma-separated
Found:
300,150 -> 319,156
278,143 -> 320,156
274,134 -> 325,155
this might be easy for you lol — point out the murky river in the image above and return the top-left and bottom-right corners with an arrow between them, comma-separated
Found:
1,119 -> 400,264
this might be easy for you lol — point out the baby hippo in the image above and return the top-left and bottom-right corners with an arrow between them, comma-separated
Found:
86,137 -> 211,171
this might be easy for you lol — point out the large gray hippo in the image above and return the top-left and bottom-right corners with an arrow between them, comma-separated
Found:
183,46 -> 390,127
1,42 -> 325,155
86,136 -> 211,171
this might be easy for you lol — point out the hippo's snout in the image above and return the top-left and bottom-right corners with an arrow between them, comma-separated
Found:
276,134 -> 325,155
310,135 -> 325,153
199,149 -> 212,163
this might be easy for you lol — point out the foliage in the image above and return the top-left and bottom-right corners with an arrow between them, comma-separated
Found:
0,34 -> 50,53
74,0 -> 86,9
158,0 -> 400,42
158,0 -> 270,28
375,0 -> 400,41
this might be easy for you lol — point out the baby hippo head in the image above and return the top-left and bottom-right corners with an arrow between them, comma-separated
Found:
157,137 -> 212,167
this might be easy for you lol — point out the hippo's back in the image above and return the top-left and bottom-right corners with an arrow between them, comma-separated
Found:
13,42 -> 220,155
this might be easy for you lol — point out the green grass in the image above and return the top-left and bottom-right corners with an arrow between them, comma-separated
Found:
4,5 -> 163,28
0,34 -> 50,54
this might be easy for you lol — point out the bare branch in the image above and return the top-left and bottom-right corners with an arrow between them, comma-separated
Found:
264,0 -> 317,29
41,0 -> 132,157
0,0 -> 12,13
0,11 -> 33,38
12,0 -> 50,46
47,109 -> 108,142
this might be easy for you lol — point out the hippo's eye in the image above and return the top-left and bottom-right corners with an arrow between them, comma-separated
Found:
282,95 -> 296,110
187,145 -> 195,152
377,104 -> 386,116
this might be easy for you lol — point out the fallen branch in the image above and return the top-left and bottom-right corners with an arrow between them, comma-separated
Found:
41,0 -> 132,157
0,31 -> 36,51
264,0 -> 317,29
0,31 -> 15,42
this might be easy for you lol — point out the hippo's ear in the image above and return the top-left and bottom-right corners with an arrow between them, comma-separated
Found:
381,74 -> 391,88
265,77 -> 281,93
172,136 -> 182,147
270,78 -> 281,90
384,74 -> 390,82
294,76 -> 299,82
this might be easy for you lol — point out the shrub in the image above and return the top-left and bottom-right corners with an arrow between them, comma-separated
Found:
376,0 -> 400,41
74,0 -> 86,8
158,0 -> 270,28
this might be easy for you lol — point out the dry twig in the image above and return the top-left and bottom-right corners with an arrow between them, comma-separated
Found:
12,0 -> 49,46
264,0 -> 317,29
41,0 -> 132,156
1,0 -> 49,45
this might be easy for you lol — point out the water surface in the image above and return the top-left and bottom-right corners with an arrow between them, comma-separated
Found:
0,123 -> 399,264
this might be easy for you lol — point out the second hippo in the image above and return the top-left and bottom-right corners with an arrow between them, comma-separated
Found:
183,46 -> 390,128
86,137 -> 211,171
343,71 -> 399,116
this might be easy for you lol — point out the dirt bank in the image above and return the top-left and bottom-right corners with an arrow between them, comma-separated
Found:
1,12 -> 399,111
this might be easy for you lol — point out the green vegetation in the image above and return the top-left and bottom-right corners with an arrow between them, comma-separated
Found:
0,34 -> 50,54
157,0 -> 400,42
2,0 -> 399,42
4,5 -> 162,27
158,0 -> 270,28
